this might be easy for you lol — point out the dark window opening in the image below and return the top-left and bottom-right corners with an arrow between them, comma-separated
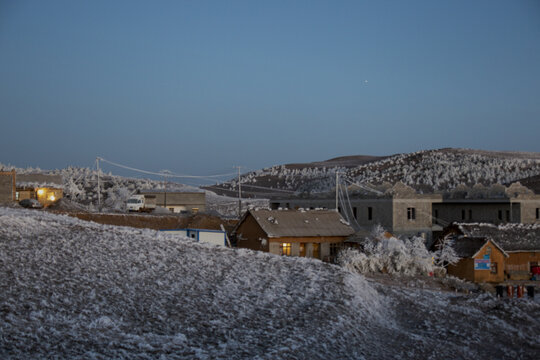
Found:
330,243 -> 342,257
490,262 -> 498,274
368,207 -> 373,221
498,210 -> 502,221
469,209 -> 473,220
353,207 -> 357,219
407,207 -> 416,220
536,208 -> 539,220
434,209 -> 439,224
461,209 -> 465,221
506,210 -> 510,222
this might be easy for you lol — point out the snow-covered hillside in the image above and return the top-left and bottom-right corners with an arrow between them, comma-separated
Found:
1,208 -> 538,359
215,148 -> 540,195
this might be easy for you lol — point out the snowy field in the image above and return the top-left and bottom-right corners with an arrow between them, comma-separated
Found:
1,207 -> 539,359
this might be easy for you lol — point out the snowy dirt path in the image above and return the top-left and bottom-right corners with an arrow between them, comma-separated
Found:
1,207 -> 538,359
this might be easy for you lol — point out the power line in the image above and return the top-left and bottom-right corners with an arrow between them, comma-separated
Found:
97,157 -> 237,180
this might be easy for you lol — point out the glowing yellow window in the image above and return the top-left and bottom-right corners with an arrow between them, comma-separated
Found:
281,243 -> 291,256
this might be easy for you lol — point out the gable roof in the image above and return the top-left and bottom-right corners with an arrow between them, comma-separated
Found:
240,209 -> 355,238
456,223 -> 540,252
451,237 -> 508,258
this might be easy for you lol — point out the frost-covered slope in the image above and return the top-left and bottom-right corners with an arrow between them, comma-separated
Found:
212,148 -> 540,195
1,208 -> 538,359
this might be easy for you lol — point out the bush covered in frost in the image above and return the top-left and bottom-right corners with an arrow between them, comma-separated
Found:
338,227 -> 435,276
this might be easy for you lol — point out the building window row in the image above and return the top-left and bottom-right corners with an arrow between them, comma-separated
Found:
351,206 -> 373,221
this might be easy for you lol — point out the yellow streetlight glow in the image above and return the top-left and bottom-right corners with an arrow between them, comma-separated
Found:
49,195 -> 55,201
37,189 -> 44,196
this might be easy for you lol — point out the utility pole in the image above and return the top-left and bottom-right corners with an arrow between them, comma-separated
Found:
236,166 -> 242,218
162,170 -> 171,210
335,171 -> 339,213
96,157 -> 101,212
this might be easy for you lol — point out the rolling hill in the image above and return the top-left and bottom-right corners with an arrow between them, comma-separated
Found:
206,148 -> 540,197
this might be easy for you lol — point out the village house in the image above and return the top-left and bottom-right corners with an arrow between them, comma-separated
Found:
232,209 -> 355,262
160,228 -> 229,246
15,173 -> 64,207
443,237 -> 508,283
444,223 -> 540,281
140,190 -> 206,213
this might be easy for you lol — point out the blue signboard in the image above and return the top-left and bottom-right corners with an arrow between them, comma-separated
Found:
474,259 -> 491,270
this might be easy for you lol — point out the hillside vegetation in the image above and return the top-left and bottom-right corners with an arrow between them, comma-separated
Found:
211,148 -> 540,196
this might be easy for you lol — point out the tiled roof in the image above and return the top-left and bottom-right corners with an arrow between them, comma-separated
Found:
246,209 -> 355,238
457,223 -> 540,252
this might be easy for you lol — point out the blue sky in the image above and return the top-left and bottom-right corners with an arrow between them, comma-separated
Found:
1,0 -> 539,180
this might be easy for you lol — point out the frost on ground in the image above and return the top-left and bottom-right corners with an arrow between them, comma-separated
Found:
1,208 -> 539,359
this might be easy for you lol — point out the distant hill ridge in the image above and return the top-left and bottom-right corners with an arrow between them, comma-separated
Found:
208,148 -> 540,197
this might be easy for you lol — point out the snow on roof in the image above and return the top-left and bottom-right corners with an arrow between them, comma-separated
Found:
457,223 -> 540,252
245,209 -> 355,238
16,174 -> 63,188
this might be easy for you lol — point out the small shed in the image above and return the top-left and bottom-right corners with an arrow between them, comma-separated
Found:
232,209 -> 355,262
160,228 -> 228,246
445,237 -> 508,283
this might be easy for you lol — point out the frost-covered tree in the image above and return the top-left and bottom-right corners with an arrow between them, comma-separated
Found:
433,236 -> 460,268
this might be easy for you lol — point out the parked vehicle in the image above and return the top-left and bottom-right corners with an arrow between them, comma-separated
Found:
19,199 -> 43,209
126,194 -> 156,212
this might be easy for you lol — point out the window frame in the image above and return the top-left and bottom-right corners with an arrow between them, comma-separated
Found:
407,207 -> 416,220
281,242 -> 291,256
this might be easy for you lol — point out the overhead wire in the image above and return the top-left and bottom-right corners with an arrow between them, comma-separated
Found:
97,157 -> 237,180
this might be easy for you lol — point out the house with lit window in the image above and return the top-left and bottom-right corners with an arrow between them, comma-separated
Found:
232,209 -> 355,262
15,173 -> 63,207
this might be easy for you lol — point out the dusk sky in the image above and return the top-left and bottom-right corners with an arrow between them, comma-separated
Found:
1,0 -> 539,180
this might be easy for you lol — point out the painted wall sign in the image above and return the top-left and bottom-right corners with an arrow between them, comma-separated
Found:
474,259 -> 491,270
